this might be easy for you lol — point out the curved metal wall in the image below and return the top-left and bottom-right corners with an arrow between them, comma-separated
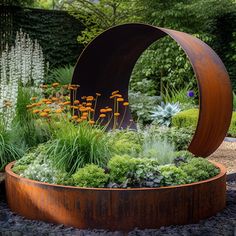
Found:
71,23 -> 232,157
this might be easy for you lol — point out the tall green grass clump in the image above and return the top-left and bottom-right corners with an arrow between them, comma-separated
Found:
47,121 -> 111,174
13,87 -> 51,149
0,122 -> 24,171
46,65 -> 74,85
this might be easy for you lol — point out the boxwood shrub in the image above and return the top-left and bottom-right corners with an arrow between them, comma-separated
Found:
172,109 -> 236,137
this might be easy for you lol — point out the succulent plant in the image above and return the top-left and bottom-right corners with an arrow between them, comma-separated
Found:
151,102 -> 181,126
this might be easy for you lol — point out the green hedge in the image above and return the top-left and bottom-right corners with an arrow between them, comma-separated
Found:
172,109 -> 236,137
1,6 -> 84,68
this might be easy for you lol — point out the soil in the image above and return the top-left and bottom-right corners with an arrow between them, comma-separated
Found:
207,141 -> 236,173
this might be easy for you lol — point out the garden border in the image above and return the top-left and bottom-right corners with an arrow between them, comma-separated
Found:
5,161 -> 226,231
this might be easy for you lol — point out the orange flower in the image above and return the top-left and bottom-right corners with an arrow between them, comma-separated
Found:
86,102 -> 92,106
77,118 -> 82,123
71,106 -> 79,109
79,107 -> 87,112
112,90 -> 119,95
100,108 -> 107,113
55,109 -> 63,113
43,108 -> 51,113
51,97 -> 59,101
110,94 -> 122,99
90,108 -> 95,112
117,98 -> 124,102
123,102 -> 129,106
81,96 -> 86,99
106,108 -> 112,112
46,101 -> 52,105
114,112 -> 120,116
36,102 -> 42,106
72,115 -> 78,120
86,96 -> 94,101
82,112 -> 88,117
42,99 -> 49,102
63,101 -> 71,105
74,100 -> 80,105
96,93 -> 101,96
81,116 -> 87,120
32,109 -> 40,114
89,120 -> 95,125
40,112 -> 49,117
31,97 -> 37,101
52,82 -> 59,87
99,114 -> 106,118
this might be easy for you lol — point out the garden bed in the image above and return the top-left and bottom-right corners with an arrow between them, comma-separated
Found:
6,161 -> 226,231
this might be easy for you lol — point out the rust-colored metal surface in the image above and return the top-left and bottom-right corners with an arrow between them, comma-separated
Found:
71,23 -> 232,157
6,162 -> 226,231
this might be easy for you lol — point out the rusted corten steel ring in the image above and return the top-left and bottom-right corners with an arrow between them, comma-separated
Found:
71,23 -> 232,157
5,161 -> 226,231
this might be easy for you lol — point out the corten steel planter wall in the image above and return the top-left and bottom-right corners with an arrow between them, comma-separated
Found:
71,23 -> 232,157
6,162 -> 226,231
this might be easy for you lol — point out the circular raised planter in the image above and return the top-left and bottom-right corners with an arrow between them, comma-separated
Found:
5,161 -> 226,231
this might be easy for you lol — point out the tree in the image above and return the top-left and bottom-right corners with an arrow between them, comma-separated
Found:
67,0 -> 142,45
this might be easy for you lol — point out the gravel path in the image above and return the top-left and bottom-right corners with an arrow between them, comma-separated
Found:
0,182 -> 236,236
208,141 -> 236,173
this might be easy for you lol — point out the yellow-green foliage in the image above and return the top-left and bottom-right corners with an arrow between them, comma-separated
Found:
171,109 -> 199,129
172,109 -> 236,137
228,112 -> 236,137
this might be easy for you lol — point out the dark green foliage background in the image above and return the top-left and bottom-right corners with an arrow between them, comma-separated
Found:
0,5 -> 84,68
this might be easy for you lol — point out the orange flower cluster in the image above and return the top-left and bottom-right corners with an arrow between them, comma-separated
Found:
27,84 -> 129,129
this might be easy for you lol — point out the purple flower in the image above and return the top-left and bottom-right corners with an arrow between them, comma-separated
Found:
187,90 -> 194,98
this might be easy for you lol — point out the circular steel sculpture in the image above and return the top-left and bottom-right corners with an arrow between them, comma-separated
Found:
72,23 -> 232,157
6,161 -> 226,231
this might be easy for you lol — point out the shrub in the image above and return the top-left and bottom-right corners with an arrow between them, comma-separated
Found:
128,91 -> 162,124
160,165 -> 189,186
180,158 -> 220,182
72,164 -> 109,188
47,121 -> 111,174
172,108 -> 236,138
173,151 -> 194,166
140,137 -> 176,165
108,130 -> 142,156
13,144 -> 70,184
171,108 -> 198,129
107,155 -> 138,184
143,125 -> 193,151
132,159 -> 163,187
